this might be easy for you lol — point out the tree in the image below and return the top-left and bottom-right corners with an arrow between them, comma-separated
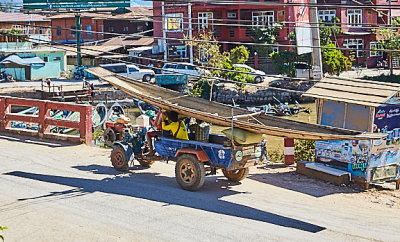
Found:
376,17 -> 400,76
250,24 -> 282,57
186,31 -> 253,98
322,43 -> 352,75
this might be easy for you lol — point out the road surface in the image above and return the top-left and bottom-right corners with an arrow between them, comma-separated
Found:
0,134 -> 399,241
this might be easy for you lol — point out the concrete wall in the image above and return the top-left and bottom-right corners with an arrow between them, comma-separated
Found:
3,67 -> 26,81
31,62 -> 60,80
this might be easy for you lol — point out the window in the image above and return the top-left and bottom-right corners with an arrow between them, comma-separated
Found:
347,10 -> 362,27
137,25 -> 144,32
168,45 -> 187,59
109,26 -> 114,32
198,12 -> 213,30
129,67 -> 138,72
123,26 -> 129,32
165,13 -> 184,31
87,25 -> 92,35
53,57 -> 61,61
267,46 -> 279,56
343,39 -> 364,57
252,11 -> 274,28
43,57 -> 48,62
56,26 -> 62,36
318,10 -> 336,22
370,41 -> 383,57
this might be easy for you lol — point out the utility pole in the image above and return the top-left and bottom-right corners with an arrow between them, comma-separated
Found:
188,3 -> 193,64
162,2 -> 167,62
75,14 -> 82,67
309,0 -> 323,80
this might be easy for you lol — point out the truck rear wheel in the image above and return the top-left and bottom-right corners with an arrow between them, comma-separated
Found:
175,154 -> 205,191
222,168 -> 249,182
111,146 -> 129,171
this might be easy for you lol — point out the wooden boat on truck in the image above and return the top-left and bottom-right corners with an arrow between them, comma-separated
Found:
86,67 -> 385,191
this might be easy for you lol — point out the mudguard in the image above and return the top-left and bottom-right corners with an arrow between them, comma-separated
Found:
114,141 -> 134,161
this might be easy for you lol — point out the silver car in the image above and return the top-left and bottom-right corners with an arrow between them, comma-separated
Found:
233,64 -> 266,83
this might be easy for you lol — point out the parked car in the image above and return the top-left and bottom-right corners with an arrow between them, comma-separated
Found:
232,64 -> 266,83
294,62 -> 312,79
100,63 -> 154,82
162,63 -> 210,80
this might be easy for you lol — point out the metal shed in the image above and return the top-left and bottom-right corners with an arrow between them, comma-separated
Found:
304,77 -> 400,186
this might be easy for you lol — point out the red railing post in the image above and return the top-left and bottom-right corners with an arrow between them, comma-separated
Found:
38,101 -> 50,138
0,96 -> 5,131
80,105 -> 92,145
284,138 -> 295,166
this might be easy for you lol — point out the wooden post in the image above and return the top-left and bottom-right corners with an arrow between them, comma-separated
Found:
254,53 -> 259,70
80,105 -> 92,145
0,96 -> 5,131
284,138 -> 295,165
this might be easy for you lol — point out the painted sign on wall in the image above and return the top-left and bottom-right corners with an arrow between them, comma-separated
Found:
23,0 -> 130,10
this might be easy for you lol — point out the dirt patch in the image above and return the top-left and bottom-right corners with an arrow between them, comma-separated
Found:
249,164 -> 400,209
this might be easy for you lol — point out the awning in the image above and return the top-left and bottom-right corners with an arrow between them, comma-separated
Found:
0,55 -> 45,66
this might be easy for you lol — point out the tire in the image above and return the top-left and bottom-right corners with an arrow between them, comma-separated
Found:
138,159 -> 155,168
104,127 -> 116,146
175,154 -> 206,191
143,74 -> 151,82
222,168 -> 249,182
254,76 -> 262,83
111,146 -> 129,171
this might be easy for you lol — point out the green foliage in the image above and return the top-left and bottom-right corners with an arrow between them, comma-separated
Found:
230,46 -> 250,64
376,18 -> 400,58
250,24 -> 282,56
319,18 -> 342,46
3,28 -> 23,35
363,74 -> 400,83
191,78 -> 216,100
295,140 -> 315,162
322,43 -> 352,75
267,149 -> 284,163
270,50 -> 299,77
0,226 -> 7,242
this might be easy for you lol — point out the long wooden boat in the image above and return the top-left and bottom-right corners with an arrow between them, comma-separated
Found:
86,67 -> 384,141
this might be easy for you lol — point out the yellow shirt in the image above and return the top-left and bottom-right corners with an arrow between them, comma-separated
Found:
162,120 -> 189,140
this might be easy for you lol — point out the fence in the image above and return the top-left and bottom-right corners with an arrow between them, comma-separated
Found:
0,96 -> 92,145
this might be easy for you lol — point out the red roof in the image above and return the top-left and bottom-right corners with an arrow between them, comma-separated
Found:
0,12 -> 49,22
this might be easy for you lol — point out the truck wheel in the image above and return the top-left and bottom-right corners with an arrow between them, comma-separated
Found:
222,168 -> 249,182
143,74 -> 151,82
175,154 -> 205,191
138,159 -> 155,168
111,146 -> 129,171
104,127 -> 116,147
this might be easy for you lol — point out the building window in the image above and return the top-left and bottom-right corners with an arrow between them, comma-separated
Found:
370,41 -> 383,57
109,26 -> 114,32
53,57 -> 61,61
123,26 -> 129,32
347,10 -> 362,27
198,12 -> 213,30
56,26 -> 62,36
137,25 -> 144,32
43,57 -> 48,62
168,45 -> 187,59
343,39 -> 364,57
87,25 -> 92,35
165,13 -> 184,32
252,11 -> 274,28
318,10 -> 336,22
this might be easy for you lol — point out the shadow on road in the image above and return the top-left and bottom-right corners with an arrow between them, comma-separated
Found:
249,166 -> 362,198
0,133 -> 77,148
6,168 -> 326,233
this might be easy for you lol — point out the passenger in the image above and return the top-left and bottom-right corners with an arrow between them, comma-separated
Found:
162,111 -> 189,140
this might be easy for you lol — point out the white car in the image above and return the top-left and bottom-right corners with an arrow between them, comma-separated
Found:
233,64 -> 266,83
100,63 -> 154,82
162,63 -> 210,80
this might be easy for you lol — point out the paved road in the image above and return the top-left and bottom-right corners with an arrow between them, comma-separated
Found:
0,134 -> 399,241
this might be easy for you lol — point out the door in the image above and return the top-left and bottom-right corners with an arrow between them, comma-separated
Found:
128,66 -> 141,79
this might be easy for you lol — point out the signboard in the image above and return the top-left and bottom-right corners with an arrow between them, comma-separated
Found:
23,0 -> 130,10
293,0 -> 312,55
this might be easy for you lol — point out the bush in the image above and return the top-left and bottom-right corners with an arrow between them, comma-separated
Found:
267,149 -> 284,163
363,74 -> 400,83
295,140 -> 315,162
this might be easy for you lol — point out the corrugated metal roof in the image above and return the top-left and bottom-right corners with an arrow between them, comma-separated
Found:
0,12 -> 49,22
48,6 -> 152,20
0,54 -> 45,66
102,37 -> 154,47
57,45 -> 122,56
303,77 -> 400,107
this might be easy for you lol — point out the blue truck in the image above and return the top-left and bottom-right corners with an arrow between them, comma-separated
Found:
110,130 -> 266,191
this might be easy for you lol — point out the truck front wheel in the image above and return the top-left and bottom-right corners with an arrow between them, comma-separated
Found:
111,146 -> 129,171
175,154 -> 205,191
222,168 -> 249,182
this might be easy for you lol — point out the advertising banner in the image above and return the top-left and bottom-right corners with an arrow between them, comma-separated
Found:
23,0 -> 130,10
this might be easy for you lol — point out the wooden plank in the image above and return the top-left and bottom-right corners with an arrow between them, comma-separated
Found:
314,82 -> 395,98
323,78 -> 400,91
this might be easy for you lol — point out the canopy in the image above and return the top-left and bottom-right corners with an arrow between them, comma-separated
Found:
86,67 -> 384,141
